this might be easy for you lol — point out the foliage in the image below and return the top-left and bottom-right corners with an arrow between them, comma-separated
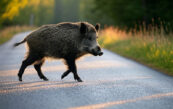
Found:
54,0 -> 80,23
0,0 -> 25,20
0,0 -> 82,27
79,0 -> 114,26
13,0 -> 54,26
0,26 -> 35,45
0,0 -> 28,27
93,0 -> 173,31
0,0 -> 54,27
99,26 -> 173,75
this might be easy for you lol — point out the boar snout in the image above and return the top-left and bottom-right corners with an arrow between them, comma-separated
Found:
98,51 -> 103,56
91,46 -> 103,56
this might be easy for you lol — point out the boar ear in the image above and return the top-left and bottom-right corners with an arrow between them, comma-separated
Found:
95,23 -> 100,32
80,22 -> 87,34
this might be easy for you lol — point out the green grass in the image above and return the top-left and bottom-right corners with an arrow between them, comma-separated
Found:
99,27 -> 173,75
0,26 -> 35,45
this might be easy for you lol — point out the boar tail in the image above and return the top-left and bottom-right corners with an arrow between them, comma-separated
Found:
13,38 -> 26,47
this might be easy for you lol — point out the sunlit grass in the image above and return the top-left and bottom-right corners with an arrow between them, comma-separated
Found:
0,25 -> 35,45
99,26 -> 173,75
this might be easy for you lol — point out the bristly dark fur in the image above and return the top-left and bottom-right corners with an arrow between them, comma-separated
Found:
14,22 -> 100,82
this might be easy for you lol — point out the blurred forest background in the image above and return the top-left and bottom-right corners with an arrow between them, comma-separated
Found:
1,0 -> 173,31
0,0 -> 173,75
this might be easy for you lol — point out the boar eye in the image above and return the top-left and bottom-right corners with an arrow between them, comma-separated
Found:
88,37 -> 92,41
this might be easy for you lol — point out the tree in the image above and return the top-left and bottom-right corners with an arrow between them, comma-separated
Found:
54,0 -> 80,23
92,0 -> 173,31
1,0 -> 54,26
0,0 -> 28,26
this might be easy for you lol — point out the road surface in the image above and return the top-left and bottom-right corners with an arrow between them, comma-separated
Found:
0,32 -> 173,109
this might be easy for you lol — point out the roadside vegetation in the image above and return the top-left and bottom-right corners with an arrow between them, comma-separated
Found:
99,25 -> 173,75
0,26 -> 35,45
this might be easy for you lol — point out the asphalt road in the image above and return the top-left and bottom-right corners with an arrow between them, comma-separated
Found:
0,32 -> 173,109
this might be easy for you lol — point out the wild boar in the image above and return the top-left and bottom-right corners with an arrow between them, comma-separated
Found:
14,22 -> 103,82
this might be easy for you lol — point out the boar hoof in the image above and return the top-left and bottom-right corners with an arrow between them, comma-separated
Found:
42,77 -> 48,81
76,77 -> 83,82
18,74 -> 22,81
61,75 -> 65,80
77,79 -> 83,82
74,76 -> 83,82
19,77 -> 22,81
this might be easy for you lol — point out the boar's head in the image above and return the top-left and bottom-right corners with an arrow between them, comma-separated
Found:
79,22 -> 103,56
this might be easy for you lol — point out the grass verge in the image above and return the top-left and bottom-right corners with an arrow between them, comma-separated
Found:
99,27 -> 173,75
0,25 -> 35,45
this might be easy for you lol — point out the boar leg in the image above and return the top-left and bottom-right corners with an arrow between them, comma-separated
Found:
65,59 -> 83,82
18,54 -> 40,81
61,70 -> 71,79
34,60 -> 48,81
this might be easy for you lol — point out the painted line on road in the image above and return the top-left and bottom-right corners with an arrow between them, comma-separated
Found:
69,92 -> 173,109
